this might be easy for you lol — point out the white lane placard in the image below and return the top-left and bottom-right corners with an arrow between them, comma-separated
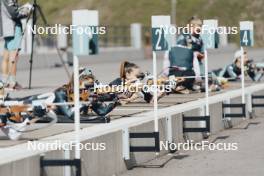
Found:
151,16 -> 171,51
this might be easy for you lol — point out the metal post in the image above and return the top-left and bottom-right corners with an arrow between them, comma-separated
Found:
224,99 -> 231,121
165,115 -> 172,143
28,1 -> 37,89
73,55 -> 81,159
64,150 -> 71,176
153,51 -> 158,132
246,93 -> 252,118
199,105 -> 206,128
122,128 -> 130,160
241,47 -> 245,104
204,50 -> 210,116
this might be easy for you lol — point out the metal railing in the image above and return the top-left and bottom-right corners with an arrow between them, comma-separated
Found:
1,83 -> 264,165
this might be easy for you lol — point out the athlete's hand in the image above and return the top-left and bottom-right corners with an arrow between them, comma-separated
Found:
196,52 -> 205,60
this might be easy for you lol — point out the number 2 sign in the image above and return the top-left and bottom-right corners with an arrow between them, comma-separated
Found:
151,16 -> 171,51
240,21 -> 254,47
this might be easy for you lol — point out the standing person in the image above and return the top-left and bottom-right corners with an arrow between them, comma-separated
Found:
163,16 -> 204,93
0,0 -> 32,90
176,16 -> 205,76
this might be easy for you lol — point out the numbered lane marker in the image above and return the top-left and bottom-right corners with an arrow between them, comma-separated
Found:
151,15 -> 171,135
240,21 -> 254,47
72,10 -> 99,55
72,10 -> 90,55
201,20 -> 218,117
151,16 -> 171,51
201,19 -> 218,49
240,21 -> 254,104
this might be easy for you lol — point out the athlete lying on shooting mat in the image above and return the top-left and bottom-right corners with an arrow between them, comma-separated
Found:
102,61 -> 183,104
0,68 -> 118,140
54,67 -> 118,120
109,61 -> 155,104
212,50 -> 264,82
0,83 -> 57,140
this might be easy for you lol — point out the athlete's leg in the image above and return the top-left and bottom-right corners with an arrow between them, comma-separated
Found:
8,50 -> 19,87
2,49 -> 10,84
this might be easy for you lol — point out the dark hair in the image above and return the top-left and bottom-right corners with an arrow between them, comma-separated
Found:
188,16 -> 202,25
120,61 -> 139,79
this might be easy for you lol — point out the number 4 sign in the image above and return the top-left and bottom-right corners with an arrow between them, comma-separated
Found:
151,16 -> 171,51
240,21 -> 254,47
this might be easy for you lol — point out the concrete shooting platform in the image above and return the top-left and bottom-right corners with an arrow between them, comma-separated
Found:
0,47 -> 263,176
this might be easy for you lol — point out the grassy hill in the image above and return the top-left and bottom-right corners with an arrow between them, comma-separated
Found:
22,0 -> 264,46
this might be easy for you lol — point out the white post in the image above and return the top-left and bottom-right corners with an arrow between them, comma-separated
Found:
204,50 -> 209,116
72,10 -> 85,160
246,93 -> 252,116
130,23 -> 142,49
239,21 -> 254,104
151,15 -> 170,155
64,150 -> 71,176
224,99 -> 231,121
199,105 -> 206,127
201,20 -> 218,117
165,115 -> 173,143
153,51 -> 158,132
122,128 -> 130,160
241,47 -> 245,104
73,55 -> 81,159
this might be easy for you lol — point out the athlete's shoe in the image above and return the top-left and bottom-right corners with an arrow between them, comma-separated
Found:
1,119 -> 29,140
10,82 -> 23,90
1,126 -> 22,140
